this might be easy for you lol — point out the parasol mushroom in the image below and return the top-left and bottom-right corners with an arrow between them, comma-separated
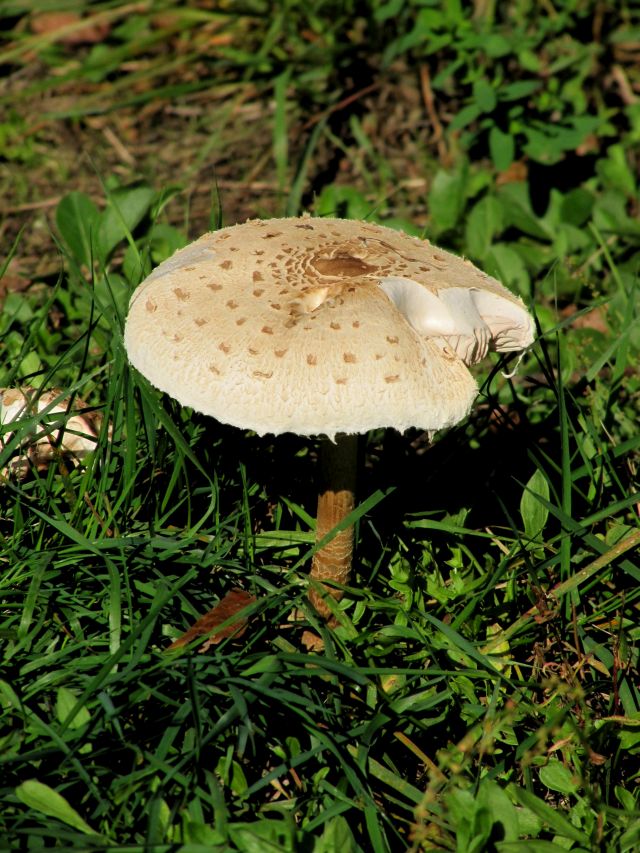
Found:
124,217 -> 534,624
1,387 -> 105,480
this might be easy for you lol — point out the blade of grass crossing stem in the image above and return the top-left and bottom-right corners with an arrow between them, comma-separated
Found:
0,384 -> 79,466
296,487 -> 394,572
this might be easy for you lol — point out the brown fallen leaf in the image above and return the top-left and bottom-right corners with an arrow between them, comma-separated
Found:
560,303 -> 609,334
496,160 -> 528,186
301,630 -> 326,653
167,589 -> 256,651
0,259 -> 32,303
31,11 -> 111,45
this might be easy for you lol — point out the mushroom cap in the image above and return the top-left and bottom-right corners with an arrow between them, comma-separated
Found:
124,217 -> 534,438
1,387 -> 104,479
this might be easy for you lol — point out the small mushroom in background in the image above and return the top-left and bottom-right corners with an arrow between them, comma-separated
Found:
124,217 -> 534,639
0,387 -> 105,481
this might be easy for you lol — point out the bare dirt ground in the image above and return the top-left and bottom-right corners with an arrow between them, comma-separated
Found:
2,22 -> 437,295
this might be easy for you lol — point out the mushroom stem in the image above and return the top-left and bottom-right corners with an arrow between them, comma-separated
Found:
308,433 -> 358,620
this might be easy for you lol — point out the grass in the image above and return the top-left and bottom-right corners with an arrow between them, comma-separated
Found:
1,1 -> 640,850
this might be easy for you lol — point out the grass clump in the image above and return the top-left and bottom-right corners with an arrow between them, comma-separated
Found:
1,188 -> 638,850
1,1 -> 639,851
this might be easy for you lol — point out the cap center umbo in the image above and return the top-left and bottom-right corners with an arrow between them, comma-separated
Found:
311,254 -> 377,278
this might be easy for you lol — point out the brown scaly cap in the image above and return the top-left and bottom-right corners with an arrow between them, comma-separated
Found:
124,217 -> 534,438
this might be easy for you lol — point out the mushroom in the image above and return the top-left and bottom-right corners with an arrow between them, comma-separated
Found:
124,217 -> 534,624
1,387 -> 105,480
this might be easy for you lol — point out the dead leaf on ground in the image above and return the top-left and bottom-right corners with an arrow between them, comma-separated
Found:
496,160 -> 528,185
301,630 -> 326,652
167,589 -> 256,652
30,12 -> 111,45
561,304 -> 609,334
0,261 -> 32,302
